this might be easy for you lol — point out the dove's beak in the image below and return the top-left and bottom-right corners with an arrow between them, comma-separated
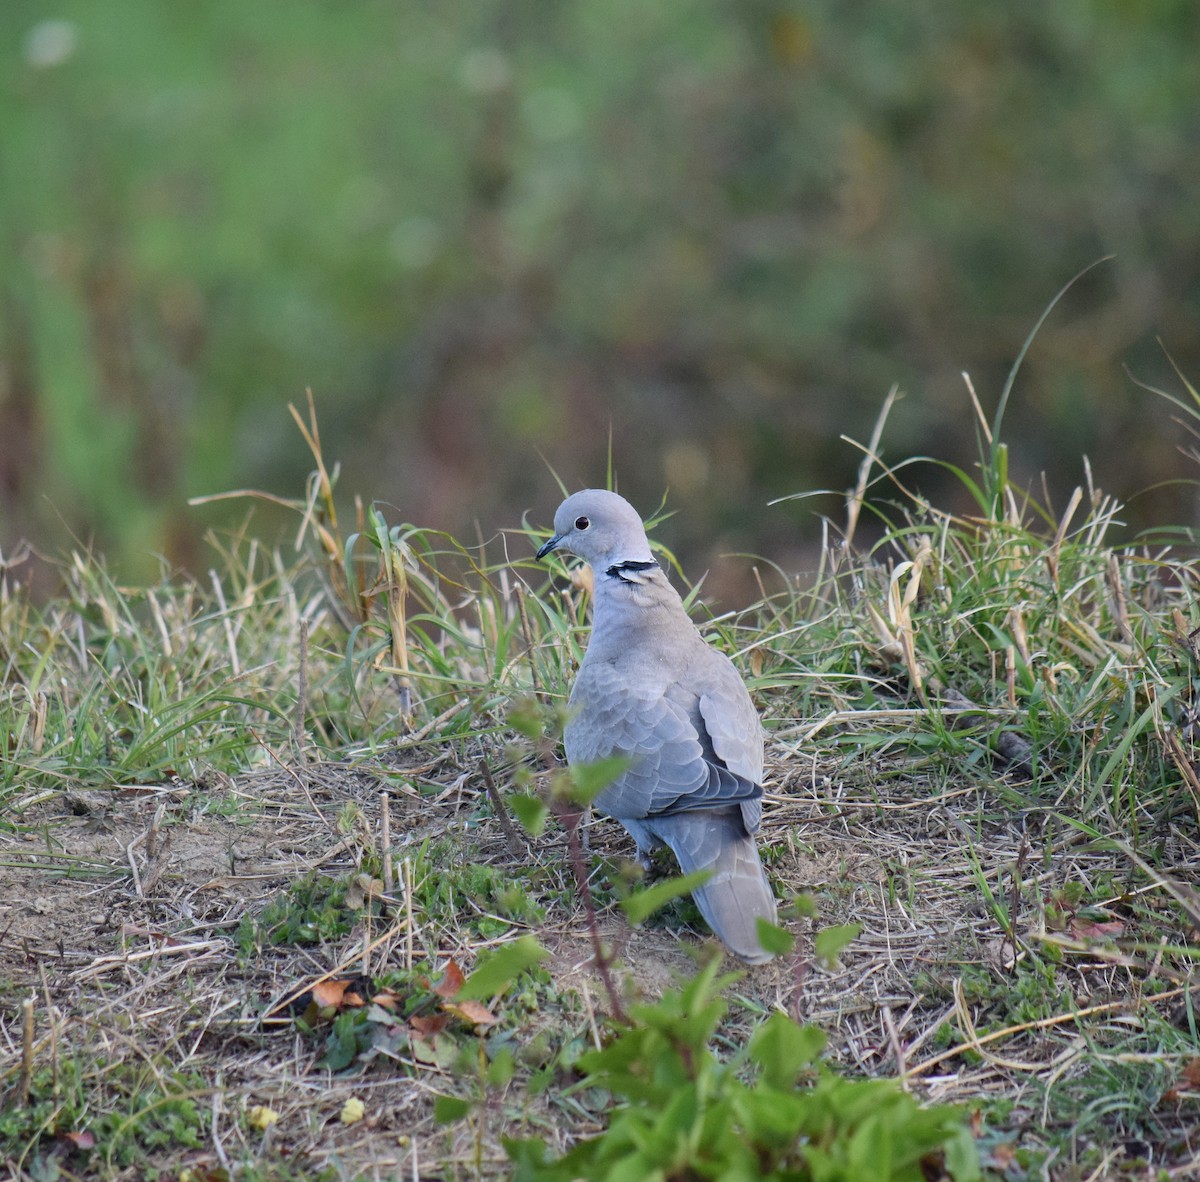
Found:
536,533 -> 564,561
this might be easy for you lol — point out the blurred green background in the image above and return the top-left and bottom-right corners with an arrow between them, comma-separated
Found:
3,0 -> 1199,584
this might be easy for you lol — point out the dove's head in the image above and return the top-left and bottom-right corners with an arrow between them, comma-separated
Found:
536,489 -> 655,568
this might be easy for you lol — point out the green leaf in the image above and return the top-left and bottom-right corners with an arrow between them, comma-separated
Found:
791,892 -> 820,920
487,1046 -> 516,1087
750,1013 -> 826,1089
814,922 -> 861,967
509,792 -> 549,837
319,1010 -> 365,1072
503,1136 -> 552,1174
507,697 -> 546,741
433,1094 -> 473,1124
564,755 -> 631,806
734,1085 -> 808,1144
411,1032 -> 460,1069
459,935 -> 549,1001
754,918 -> 794,957
620,869 -> 711,925
943,1123 -> 983,1180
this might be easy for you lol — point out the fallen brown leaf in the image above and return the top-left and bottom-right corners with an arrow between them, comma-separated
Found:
1069,918 -> 1125,940
311,978 -> 353,1009
409,1013 -> 451,1036
1162,1056 -> 1200,1103
344,874 -> 385,909
443,998 -> 498,1027
432,960 -> 465,999
58,1130 -> 96,1150
989,1142 -> 1016,1169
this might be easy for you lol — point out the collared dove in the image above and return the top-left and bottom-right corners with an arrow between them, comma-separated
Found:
537,489 -> 777,963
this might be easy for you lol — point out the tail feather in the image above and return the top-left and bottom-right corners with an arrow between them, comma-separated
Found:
647,810 -> 777,964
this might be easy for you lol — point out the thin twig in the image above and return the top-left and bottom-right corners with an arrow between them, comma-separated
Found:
478,760 -> 527,857
380,791 -> 393,893
404,857 -> 414,972
19,996 -> 34,1105
881,1004 -> 906,1081
1164,732 -> 1200,830
211,1089 -> 232,1173
37,965 -> 58,1100
74,940 -> 227,982
1006,836 -> 1028,966
293,617 -> 309,759
146,802 -> 164,862
514,582 -> 542,696
556,800 -> 627,1025
395,698 -> 468,748
845,384 -> 900,549
126,835 -> 144,898
209,569 -> 241,677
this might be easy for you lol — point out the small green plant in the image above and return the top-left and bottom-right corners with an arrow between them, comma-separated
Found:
293,936 -> 553,1075
503,959 -> 980,1182
236,871 -> 364,953
405,836 -> 547,939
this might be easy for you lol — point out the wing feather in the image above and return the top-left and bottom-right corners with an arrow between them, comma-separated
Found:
565,660 -> 759,820
696,653 -> 764,785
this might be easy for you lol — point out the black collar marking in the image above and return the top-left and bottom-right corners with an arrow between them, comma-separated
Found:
605,559 -> 660,583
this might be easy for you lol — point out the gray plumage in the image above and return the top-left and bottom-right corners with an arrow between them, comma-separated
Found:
537,489 -> 777,963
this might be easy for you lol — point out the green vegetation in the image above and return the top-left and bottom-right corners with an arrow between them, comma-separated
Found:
506,960 -> 979,1181
2,385 -> 1200,1177
236,872 -> 367,954
0,1054 -> 206,1174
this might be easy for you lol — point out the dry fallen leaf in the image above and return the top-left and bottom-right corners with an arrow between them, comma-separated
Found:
1069,918 -> 1125,941
371,987 -> 402,1010
979,936 -> 1016,973
311,979 -> 352,1009
989,1142 -> 1016,1169
58,1130 -> 96,1150
443,998 -> 498,1027
409,1013 -> 451,1036
1162,1056 -> 1200,1103
344,873 -> 385,909
432,960 -> 466,999
308,976 -> 369,1013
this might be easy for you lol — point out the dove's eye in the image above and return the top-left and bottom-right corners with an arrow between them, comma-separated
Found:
575,516 -> 590,531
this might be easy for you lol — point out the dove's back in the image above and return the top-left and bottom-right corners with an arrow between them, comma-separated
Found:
563,559 -> 778,963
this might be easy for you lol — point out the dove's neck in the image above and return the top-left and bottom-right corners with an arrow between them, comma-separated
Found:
590,559 -> 682,621
604,559 -> 659,585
